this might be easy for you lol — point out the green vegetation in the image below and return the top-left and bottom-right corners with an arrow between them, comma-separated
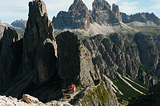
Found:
54,30 -> 61,36
80,81 -> 114,105
126,41 -> 136,48
76,85 -> 82,92
107,75 -> 146,104
79,35 -> 91,41
124,77 -> 148,94
134,78 -> 150,89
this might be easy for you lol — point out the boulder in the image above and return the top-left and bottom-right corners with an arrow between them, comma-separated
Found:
22,94 -> 39,104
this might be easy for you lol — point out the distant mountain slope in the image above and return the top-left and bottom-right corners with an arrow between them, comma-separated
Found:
122,12 -> 160,26
11,19 -> 27,29
0,20 -> 25,38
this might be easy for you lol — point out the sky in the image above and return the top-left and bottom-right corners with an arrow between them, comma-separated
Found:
0,0 -> 160,24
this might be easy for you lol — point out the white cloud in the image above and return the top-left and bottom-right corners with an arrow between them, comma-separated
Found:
119,1 -> 142,14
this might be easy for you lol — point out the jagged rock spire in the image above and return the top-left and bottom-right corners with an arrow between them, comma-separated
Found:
112,3 -> 122,22
23,0 -> 57,83
92,0 -> 119,25
0,27 -> 22,91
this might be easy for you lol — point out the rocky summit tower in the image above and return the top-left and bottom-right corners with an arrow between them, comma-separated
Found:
23,0 -> 57,84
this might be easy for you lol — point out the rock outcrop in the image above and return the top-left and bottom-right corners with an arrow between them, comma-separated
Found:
71,81 -> 119,106
0,95 -> 47,106
11,19 -> 27,29
23,0 -> 57,84
22,94 -> 40,104
112,3 -> 122,22
91,0 -> 119,25
0,27 -> 22,93
122,12 -> 160,26
52,0 -> 93,30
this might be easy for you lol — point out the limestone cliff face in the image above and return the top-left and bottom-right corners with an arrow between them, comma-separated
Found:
23,0 -> 57,83
0,27 -> 22,92
91,0 -> 119,25
83,33 -> 158,86
52,0 -> 93,30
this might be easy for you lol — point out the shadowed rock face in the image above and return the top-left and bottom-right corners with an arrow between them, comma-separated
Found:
56,31 -> 100,87
52,0 -> 93,30
23,0 -> 57,84
0,27 -> 22,92
91,0 -> 119,25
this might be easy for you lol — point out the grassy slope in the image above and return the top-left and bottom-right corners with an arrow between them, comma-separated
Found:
107,75 -> 149,104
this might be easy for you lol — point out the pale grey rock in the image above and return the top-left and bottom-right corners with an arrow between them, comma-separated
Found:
0,95 -> 46,106
91,0 -> 119,25
23,94 -> 39,104
71,81 -> 119,106
112,3 -> 122,22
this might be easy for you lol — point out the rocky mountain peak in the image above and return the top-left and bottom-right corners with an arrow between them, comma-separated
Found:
52,0 -> 93,30
2,27 -> 21,42
28,0 -> 49,24
92,0 -> 119,25
112,3 -> 122,22
92,0 -> 111,11
69,0 -> 88,14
